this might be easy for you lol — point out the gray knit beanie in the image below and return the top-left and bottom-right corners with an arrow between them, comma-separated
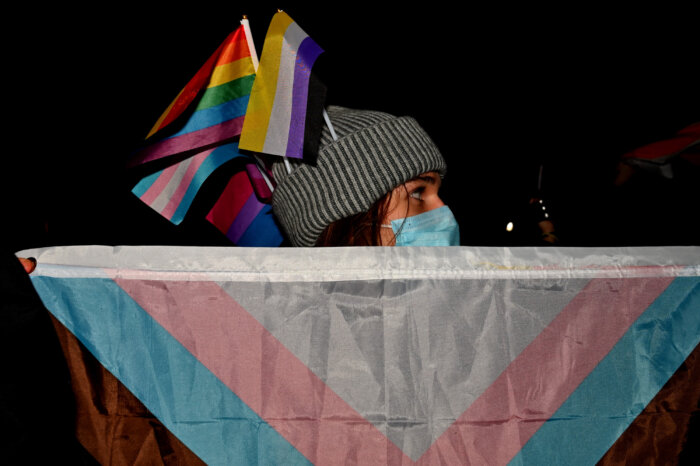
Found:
271,106 -> 447,247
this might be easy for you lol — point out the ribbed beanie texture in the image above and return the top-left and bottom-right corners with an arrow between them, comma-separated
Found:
271,106 -> 446,247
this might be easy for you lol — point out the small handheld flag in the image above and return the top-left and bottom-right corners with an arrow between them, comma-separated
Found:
129,26 -> 256,167
129,20 -> 284,246
205,168 -> 284,246
131,142 -> 247,225
239,11 -> 326,161
621,122 -> 700,179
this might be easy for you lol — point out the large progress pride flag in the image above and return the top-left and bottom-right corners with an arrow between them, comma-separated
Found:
24,246 -> 700,465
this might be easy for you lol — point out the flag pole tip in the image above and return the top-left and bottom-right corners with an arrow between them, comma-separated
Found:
277,8 -> 283,13
242,14 -> 248,19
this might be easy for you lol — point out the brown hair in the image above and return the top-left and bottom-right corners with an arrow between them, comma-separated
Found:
314,184 -> 416,247
315,191 -> 395,246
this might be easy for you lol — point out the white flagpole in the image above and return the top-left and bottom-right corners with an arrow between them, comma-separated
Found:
240,16 -> 259,71
323,108 -> 338,141
240,16 -> 278,188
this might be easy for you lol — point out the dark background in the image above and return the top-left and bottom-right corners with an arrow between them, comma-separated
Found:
8,4 -> 699,251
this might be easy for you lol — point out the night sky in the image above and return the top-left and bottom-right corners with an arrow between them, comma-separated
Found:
9,4 -> 699,251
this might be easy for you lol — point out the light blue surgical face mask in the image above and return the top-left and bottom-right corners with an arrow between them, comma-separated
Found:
382,206 -> 460,246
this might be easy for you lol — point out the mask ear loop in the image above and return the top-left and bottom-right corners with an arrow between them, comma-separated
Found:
379,185 -> 410,245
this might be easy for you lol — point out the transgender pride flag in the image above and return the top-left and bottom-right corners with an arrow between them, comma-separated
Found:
239,11 -> 325,160
24,246 -> 700,465
131,142 -> 244,225
130,142 -> 282,245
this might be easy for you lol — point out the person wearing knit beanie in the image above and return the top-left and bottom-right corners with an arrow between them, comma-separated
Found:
271,106 -> 459,247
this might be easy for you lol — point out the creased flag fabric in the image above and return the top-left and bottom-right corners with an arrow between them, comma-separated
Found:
131,142 -> 245,225
239,11 -> 325,159
129,26 -> 256,167
24,246 -> 700,465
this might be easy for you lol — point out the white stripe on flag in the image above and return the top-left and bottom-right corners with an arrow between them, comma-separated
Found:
263,22 -> 308,155
149,156 -> 195,214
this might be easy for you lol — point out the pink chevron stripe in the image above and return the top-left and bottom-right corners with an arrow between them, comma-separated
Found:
160,148 -> 215,220
109,275 -> 672,465
417,277 -> 673,465
112,278 -> 412,466
138,163 -> 181,206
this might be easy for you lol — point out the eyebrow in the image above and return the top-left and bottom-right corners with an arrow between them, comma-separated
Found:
411,174 -> 438,185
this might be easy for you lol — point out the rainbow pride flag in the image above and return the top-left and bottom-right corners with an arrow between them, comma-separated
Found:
24,245 -> 700,464
129,26 -> 256,167
239,11 -> 325,160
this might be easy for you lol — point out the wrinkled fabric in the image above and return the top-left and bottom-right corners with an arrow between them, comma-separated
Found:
21,245 -> 700,465
598,343 -> 700,466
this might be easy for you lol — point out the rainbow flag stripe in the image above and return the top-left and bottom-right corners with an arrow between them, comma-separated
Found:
130,26 -> 255,167
239,11 -> 324,159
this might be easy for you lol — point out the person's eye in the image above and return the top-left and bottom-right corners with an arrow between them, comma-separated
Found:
409,189 -> 423,201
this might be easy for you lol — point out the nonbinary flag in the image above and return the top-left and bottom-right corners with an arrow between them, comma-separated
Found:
239,11 -> 326,160
25,245 -> 700,465
129,25 -> 256,167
